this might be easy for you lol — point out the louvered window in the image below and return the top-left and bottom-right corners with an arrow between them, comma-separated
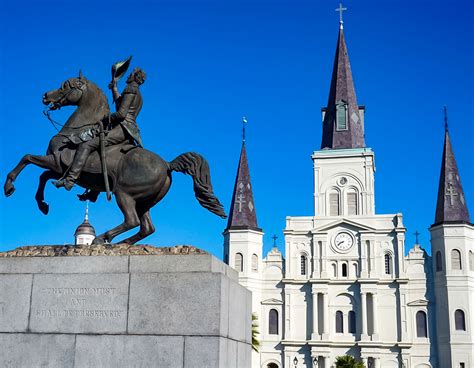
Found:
348,311 -> 356,334
347,192 -> 358,215
416,311 -> 427,337
385,254 -> 392,275
300,255 -> 307,276
455,309 -> 466,331
329,192 -> 340,216
251,254 -> 258,272
451,249 -> 462,270
235,253 -> 243,272
269,309 -> 279,335
336,311 -> 344,333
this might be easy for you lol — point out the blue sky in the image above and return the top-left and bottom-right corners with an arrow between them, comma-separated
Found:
0,0 -> 472,258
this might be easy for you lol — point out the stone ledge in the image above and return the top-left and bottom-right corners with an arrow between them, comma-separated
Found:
0,244 -> 205,257
0,333 -> 251,368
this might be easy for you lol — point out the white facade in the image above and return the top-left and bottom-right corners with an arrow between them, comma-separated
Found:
224,144 -> 473,368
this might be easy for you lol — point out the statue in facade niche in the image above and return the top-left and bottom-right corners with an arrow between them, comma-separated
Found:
3,57 -> 227,245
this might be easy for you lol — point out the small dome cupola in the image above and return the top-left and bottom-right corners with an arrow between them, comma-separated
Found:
74,203 -> 96,245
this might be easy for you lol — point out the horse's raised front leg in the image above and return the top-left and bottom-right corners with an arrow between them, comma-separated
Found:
35,170 -> 60,215
92,191 -> 140,244
4,154 -> 59,197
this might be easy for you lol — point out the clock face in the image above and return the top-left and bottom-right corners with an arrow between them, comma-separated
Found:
334,232 -> 354,252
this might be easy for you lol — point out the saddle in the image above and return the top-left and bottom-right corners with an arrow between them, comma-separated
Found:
58,141 -> 137,186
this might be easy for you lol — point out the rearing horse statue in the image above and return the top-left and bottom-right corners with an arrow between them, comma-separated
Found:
3,72 -> 227,244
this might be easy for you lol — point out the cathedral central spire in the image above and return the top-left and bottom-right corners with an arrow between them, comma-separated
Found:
321,20 -> 365,149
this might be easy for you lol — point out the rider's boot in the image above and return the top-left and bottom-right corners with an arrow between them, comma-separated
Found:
53,147 -> 91,191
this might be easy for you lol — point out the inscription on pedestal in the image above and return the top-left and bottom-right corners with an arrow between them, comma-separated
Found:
30,274 -> 129,334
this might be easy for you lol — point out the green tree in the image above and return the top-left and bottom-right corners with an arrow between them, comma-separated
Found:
335,355 -> 365,368
252,313 -> 260,352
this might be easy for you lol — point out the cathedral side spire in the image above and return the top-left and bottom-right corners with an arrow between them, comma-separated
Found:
321,18 -> 365,149
434,109 -> 470,225
226,118 -> 259,231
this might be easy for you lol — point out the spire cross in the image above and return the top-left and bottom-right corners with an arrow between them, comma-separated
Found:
236,190 -> 246,212
414,230 -> 420,244
242,116 -> 247,143
272,234 -> 278,247
446,183 -> 458,206
335,3 -> 347,26
444,105 -> 448,131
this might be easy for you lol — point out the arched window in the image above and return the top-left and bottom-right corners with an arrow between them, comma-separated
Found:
329,191 -> 340,216
451,249 -> 462,270
335,311 -> 344,333
347,191 -> 358,215
269,309 -> 279,335
332,263 -> 337,278
353,263 -> 358,277
470,251 -> 474,271
251,254 -> 258,272
455,309 -> 466,331
267,364 -> 279,368
348,311 -> 356,334
416,311 -> 427,337
300,255 -> 307,276
342,263 -> 348,277
234,253 -> 243,272
336,100 -> 348,130
384,254 -> 392,275
436,251 -> 443,272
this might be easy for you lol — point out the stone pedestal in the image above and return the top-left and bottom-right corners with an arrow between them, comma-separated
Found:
0,246 -> 252,368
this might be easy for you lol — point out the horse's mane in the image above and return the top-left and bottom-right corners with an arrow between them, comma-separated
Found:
85,79 -> 111,117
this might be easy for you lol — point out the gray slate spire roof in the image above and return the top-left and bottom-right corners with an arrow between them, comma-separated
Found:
226,143 -> 260,231
434,128 -> 470,225
321,25 -> 365,149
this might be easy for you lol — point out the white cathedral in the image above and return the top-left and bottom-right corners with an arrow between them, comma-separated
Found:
223,20 -> 473,368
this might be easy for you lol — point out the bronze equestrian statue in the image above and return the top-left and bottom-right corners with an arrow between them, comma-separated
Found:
3,64 -> 226,245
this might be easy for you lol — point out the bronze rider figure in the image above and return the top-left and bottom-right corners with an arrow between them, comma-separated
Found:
54,67 -> 145,190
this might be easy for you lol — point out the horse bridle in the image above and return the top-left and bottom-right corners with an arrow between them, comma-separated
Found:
43,79 -> 88,132
51,79 -> 87,110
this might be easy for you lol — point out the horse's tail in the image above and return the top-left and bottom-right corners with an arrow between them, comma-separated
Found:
169,152 -> 227,219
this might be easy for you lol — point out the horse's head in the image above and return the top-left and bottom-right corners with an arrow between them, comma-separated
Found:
43,71 -> 88,110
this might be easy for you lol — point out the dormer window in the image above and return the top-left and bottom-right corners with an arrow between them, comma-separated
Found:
336,100 -> 348,131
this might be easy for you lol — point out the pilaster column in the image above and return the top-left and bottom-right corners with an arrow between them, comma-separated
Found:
322,292 -> 329,339
311,291 -> 319,340
361,292 -> 368,338
362,357 -> 368,367
321,241 -> 327,278
284,290 -> 291,340
311,239 -> 319,278
374,357 -> 381,368
372,292 -> 379,339
323,356 -> 330,368
360,236 -> 368,278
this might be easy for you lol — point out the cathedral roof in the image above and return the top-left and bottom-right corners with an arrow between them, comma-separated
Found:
321,24 -> 365,149
434,123 -> 470,226
74,205 -> 96,237
226,142 -> 260,231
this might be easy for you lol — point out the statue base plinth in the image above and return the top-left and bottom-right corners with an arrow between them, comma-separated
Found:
0,245 -> 251,368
